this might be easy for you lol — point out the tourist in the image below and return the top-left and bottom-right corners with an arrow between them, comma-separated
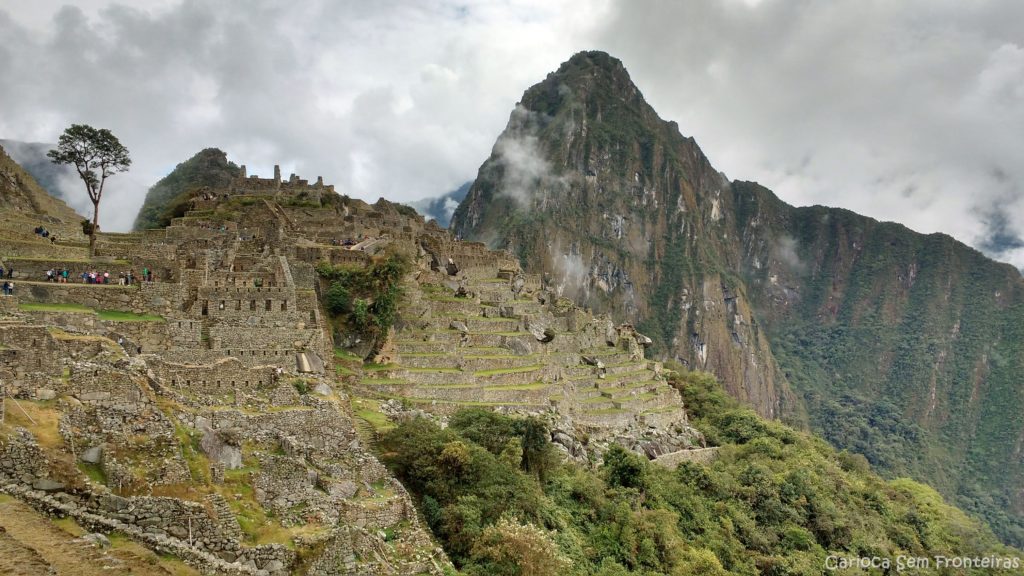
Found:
142,267 -> 149,282
60,268 -> 69,283
6,267 -> 12,279
46,269 -> 54,282
0,265 -> 4,278
7,281 -> 13,295
1,281 -> 8,296
103,272 -> 110,284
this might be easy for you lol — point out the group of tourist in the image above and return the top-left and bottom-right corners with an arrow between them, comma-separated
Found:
45,268 -> 71,283
0,265 -> 12,279
1,281 -> 14,295
81,270 -> 149,285
35,266 -> 158,285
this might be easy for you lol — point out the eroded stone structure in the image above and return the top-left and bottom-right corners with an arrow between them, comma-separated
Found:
0,164 -> 701,574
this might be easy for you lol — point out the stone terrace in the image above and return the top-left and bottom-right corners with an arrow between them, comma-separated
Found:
355,265 -> 694,442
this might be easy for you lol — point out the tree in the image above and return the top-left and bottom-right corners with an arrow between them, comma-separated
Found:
47,124 -> 131,255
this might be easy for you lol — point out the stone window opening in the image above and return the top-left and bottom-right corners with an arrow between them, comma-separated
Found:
235,300 -> 241,311
281,300 -> 288,311
265,299 -> 272,311
250,300 -> 256,311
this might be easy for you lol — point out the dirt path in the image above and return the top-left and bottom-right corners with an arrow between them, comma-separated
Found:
0,496 -> 190,576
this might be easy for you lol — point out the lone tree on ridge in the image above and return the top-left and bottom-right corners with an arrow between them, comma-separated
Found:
47,124 -> 131,255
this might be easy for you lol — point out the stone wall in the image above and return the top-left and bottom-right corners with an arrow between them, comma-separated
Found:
150,357 -> 276,395
0,324 -> 63,384
17,281 -> 179,316
650,447 -> 720,468
0,429 -> 294,575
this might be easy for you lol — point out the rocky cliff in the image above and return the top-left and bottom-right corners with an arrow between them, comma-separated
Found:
452,51 -> 793,421
0,142 -> 81,223
452,50 -> 1024,545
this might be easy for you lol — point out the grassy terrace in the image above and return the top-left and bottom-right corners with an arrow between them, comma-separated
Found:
18,302 -> 164,322
473,365 -> 542,376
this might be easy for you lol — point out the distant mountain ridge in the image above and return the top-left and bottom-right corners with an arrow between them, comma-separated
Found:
0,139 -> 80,205
0,142 -> 81,222
406,182 -> 470,227
453,50 -> 1024,545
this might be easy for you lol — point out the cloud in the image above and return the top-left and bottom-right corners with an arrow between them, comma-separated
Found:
592,0 -> 1024,270
492,105 -> 573,208
0,0 -> 1021,273
773,235 -> 805,273
0,0 -> 603,231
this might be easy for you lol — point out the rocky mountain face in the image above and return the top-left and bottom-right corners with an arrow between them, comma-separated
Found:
0,139 -> 80,206
452,50 -> 1024,545
133,148 -> 240,230
0,142 -> 81,222
453,52 -> 794,421
734,181 -> 1024,544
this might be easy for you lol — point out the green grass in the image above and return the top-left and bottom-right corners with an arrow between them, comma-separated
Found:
474,365 -> 542,377
18,303 -> 163,322
333,347 -> 362,361
355,408 -> 396,434
403,367 -> 462,374
78,462 -> 108,485
18,302 -> 93,313
482,382 -> 550,391
98,310 -> 165,322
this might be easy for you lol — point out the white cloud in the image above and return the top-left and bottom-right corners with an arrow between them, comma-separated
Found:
592,0 -> 1024,268
0,0 -> 1021,271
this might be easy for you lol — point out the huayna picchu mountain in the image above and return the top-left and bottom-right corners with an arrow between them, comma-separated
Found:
133,147 -> 241,231
452,50 -> 1024,545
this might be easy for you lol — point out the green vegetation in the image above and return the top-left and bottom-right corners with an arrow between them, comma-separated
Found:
133,148 -> 240,230
734,186 -> 1024,547
317,249 -> 410,348
48,123 -> 131,255
17,303 -> 163,322
379,372 -> 1018,575
18,302 -> 93,313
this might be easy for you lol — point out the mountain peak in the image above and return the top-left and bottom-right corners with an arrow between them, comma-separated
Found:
521,51 -> 645,115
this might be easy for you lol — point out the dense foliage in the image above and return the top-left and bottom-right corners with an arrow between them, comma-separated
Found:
132,148 -> 240,230
378,371 -> 1017,575
732,185 -> 1024,547
451,49 -> 1024,549
316,250 -> 410,344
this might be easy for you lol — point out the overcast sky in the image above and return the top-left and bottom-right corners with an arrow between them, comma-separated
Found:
1,0 -> 1021,270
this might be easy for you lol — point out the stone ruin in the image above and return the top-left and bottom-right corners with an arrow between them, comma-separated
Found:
0,164 -> 705,574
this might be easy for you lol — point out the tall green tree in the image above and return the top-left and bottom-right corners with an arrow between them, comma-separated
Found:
47,124 -> 131,255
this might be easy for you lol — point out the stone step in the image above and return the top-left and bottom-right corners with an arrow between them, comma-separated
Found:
385,368 -> 476,385
396,382 -> 556,405
575,407 -> 636,429
474,365 -> 548,387
611,388 -> 680,412
397,353 -> 543,372
419,298 -> 483,315
462,316 -> 521,333
603,361 -> 651,375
